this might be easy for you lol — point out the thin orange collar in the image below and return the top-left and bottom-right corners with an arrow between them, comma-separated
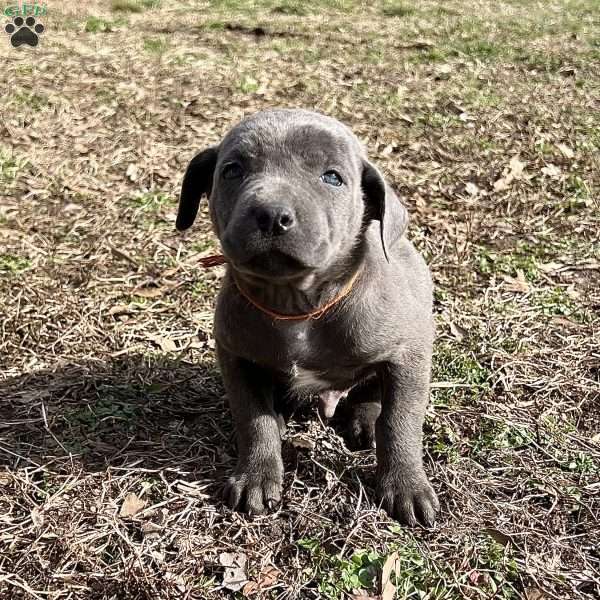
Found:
196,254 -> 361,321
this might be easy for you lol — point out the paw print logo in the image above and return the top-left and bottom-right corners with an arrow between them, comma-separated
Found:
4,16 -> 45,47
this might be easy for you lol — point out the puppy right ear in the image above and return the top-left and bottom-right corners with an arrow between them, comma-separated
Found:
176,146 -> 219,231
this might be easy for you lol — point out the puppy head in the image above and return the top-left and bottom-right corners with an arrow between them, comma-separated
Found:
177,109 -> 408,280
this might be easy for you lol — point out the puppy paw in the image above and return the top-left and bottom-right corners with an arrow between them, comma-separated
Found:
376,467 -> 439,527
345,402 -> 380,450
223,457 -> 283,516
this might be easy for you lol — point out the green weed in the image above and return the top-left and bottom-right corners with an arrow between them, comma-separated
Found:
0,254 -> 31,275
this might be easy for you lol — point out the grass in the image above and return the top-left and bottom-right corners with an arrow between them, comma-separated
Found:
0,148 -> 27,185
111,0 -> 161,12
143,36 -> 169,55
0,0 -> 598,599
0,254 -> 30,275
85,16 -> 126,33
299,533 -> 520,599
382,2 -> 416,17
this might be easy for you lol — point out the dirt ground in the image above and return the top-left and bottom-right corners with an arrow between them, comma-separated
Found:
0,0 -> 598,598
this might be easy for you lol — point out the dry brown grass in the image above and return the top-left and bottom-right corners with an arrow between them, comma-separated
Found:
1,0 -> 598,598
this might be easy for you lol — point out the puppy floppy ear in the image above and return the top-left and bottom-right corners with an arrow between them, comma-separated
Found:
176,146 -> 219,231
361,160 -> 409,262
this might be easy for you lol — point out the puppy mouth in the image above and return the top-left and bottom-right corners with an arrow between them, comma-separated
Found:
233,250 -> 315,280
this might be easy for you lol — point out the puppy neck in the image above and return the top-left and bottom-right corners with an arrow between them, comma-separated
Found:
229,254 -> 364,320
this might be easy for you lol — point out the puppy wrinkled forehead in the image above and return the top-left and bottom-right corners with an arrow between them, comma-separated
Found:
219,109 -> 365,170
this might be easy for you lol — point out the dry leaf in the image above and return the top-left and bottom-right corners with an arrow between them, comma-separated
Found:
502,270 -> 530,293
381,551 -> 399,600
134,285 -> 166,298
435,64 -> 452,80
494,155 -> 525,191
559,66 -> 576,77
290,435 -> 316,450
109,303 -> 132,316
220,552 -> 248,592
126,163 -> 140,181
242,581 -> 259,596
31,507 -> 44,528
550,316 -> 585,328
525,588 -> 547,600
257,565 -> 280,587
147,334 -> 177,353
556,143 -> 574,159
508,154 -> 525,176
120,493 -> 146,517
541,163 -> 561,178
465,182 -> 479,196
449,321 -> 468,341
141,521 -> 163,539
468,570 -> 482,584
538,262 -> 563,273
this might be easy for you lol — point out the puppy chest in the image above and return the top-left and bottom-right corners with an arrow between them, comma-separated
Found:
287,359 -> 375,396
289,363 -> 331,393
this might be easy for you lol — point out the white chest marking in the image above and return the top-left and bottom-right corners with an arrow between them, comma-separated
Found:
290,363 -> 331,393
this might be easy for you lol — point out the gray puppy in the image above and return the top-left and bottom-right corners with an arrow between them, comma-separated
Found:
176,109 -> 439,526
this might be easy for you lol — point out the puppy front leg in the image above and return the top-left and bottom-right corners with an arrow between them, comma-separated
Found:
217,343 -> 283,515
376,350 -> 439,527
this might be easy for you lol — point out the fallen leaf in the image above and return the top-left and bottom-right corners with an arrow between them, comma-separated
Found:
541,163 -> 561,178
31,507 -> 44,528
465,182 -> 479,196
556,143 -> 574,159
290,435 -> 316,450
494,155 -> 526,191
502,270 -> 530,293
242,581 -> 259,596
550,316 -> 585,328
126,163 -> 140,182
134,285 -> 166,298
109,303 -> 132,316
141,521 -> 163,539
525,588 -> 547,600
449,321 -> 468,341
120,493 -> 146,517
508,154 -> 525,176
468,570 -> 482,584
147,334 -> 177,353
257,565 -> 280,587
559,66 -> 576,77
435,63 -> 452,80
538,262 -> 563,273
220,552 -> 248,592
381,551 -> 399,600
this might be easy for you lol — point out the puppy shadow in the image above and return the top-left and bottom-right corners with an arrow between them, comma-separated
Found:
0,355 -> 376,511
0,355 -> 232,484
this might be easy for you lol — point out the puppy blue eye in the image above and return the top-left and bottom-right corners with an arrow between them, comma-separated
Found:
321,170 -> 343,186
222,162 -> 244,180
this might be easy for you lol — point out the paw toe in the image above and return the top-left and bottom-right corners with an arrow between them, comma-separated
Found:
223,465 -> 283,515
377,472 -> 439,527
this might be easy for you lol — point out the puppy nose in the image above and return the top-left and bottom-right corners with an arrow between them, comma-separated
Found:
253,205 -> 295,235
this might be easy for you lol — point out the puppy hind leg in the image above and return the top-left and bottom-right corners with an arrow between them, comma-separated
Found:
342,377 -> 382,450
